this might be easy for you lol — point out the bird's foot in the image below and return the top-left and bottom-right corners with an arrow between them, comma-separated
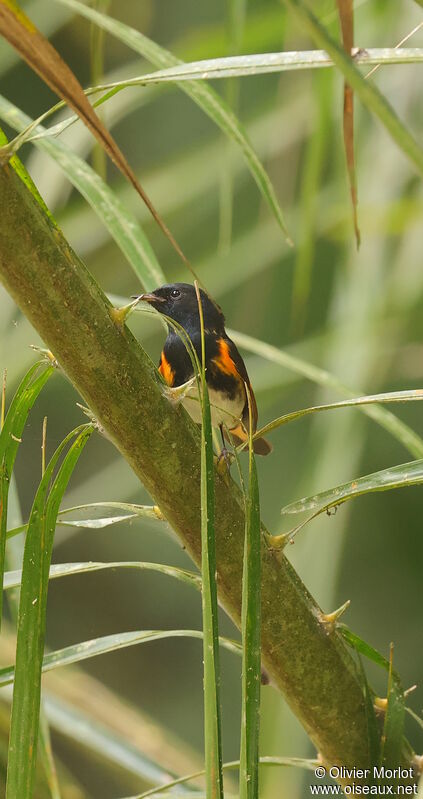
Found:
216,446 -> 234,477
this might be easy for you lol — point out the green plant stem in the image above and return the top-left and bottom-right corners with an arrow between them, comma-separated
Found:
0,161 -> 416,787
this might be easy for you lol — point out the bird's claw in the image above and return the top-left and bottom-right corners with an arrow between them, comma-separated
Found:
216,446 -> 234,476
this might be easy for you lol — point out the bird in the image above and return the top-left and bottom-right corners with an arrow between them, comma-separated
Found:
134,283 -> 272,456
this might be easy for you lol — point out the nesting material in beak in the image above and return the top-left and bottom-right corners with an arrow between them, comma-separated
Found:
131,292 -> 166,305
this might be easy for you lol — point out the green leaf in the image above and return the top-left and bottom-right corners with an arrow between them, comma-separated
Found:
282,0 -> 423,177
380,647 -> 404,776
12,47 -> 423,155
229,328 -> 423,459
58,500 -> 164,522
281,457 -> 423,536
6,500 -> 165,538
339,626 -> 397,676
96,47 -> 423,84
253,389 -> 423,443
0,94 -> 166,291
197,283 -> 224,798
0,362 -> 53,627
52,0 -> 292,243
130,756 -> 318,799
0,630 -> 241,688
357,656 -> 381,772
239,390 -> 261,799
6,474 -> 62,799
4,560 -> 201,592
340,626 -> 405,773
6,424 -> 93,799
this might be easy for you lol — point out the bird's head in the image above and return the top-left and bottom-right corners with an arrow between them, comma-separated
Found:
133,283 -> 225,333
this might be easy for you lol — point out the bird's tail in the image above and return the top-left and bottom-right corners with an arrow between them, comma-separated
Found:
225,424 -> 273,456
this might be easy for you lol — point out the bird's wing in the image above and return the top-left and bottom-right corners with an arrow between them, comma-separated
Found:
222,336 -> 258,433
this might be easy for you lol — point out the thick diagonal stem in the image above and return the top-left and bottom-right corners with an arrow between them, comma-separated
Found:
0,161 -> 413,785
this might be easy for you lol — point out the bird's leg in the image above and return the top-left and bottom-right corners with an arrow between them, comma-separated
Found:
161,375 -> 197,406
216,423 -> 233,472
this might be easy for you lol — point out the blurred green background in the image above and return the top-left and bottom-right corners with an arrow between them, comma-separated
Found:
0,0 -> 422,796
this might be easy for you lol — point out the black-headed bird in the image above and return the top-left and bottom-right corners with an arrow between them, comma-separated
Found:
135,283 -> 272,456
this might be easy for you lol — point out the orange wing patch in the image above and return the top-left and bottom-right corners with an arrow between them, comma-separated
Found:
212,339 -> 241,380
159,352 -> 175,386
227,422 -> 248,442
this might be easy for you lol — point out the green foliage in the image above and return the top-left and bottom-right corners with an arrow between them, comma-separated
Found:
0,0 -> 422,796
281,457 -> 423,538
197,284 -> 224,798
6,424 -> 93,798
0,363 -> 53,625
52,0 -> 292,243
239,398 -> 261,799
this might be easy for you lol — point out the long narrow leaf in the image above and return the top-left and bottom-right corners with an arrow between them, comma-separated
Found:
52,0 -> 292,243
355,655 -> 381,770
0,630 -> 241,688
380,646 -> 404,775
252,389 -> 423,443
6,500 -> 165,539
0,362 -> 53,626
239,387 -> 261,799
339,626 -> 398,676
0,0 -> 189,268
6,474 -> 62,799
282,0 -> 423,177
8,47 -> 423,154
196,282 -> 224,798
229,329 -> 423,459
281,457 -> 423,526
340,626 -> 405,773
4,560 -> 201,592
131,756 -> 318,799
6,424 -> 93,799
92,48 -> 423,84
0,95 -> 166,290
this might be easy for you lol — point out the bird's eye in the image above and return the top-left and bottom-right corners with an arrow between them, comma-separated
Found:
170,289 -> 181,299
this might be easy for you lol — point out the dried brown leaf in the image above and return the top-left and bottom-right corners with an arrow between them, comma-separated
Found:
337,0 -> 360,248
0,0 -> 192,271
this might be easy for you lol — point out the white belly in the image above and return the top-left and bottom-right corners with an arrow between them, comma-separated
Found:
182,382 -> 244,429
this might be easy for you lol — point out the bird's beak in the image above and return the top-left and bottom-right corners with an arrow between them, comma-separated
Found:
131,293 -> 166,305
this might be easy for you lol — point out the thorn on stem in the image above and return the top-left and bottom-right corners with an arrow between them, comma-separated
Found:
264,531 -> 288,550
76,402 -> 109,440
374,696 -> 388,713
109,299 -> 140,330
30,345 -> 59,368
320,599 -> 351,630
